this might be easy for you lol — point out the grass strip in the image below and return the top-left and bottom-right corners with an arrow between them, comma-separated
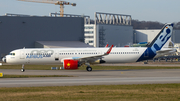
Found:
1,65 -> 180,70
0,83 -> 180,101
0,75 -> 74,78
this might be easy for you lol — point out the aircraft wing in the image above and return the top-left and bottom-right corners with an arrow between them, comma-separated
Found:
76,45 -> 113,62
60,45 -> 113,63
154,48 -> 177,58
69,45 -> 113,62
156,48 -> 177,54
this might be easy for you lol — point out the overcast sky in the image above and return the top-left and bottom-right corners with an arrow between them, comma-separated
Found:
0,0 -> 179,23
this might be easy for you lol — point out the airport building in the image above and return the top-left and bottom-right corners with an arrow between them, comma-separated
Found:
134,29 -> 180,45
84,12 -> 133,47
0,13 -> 85,58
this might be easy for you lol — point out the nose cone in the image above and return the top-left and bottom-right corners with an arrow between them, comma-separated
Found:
2,57 -> 6,63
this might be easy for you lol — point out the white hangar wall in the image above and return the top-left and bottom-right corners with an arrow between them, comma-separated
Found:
134,29 -> 180,44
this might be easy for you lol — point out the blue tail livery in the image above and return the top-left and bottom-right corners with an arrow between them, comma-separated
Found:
137,23 -> 174,61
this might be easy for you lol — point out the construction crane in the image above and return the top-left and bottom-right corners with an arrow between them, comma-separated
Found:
18,0 -> 76,17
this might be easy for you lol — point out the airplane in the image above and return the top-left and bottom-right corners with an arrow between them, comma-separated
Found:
2,23 -> 175,72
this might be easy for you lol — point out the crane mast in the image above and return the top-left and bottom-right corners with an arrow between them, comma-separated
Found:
18,0 -> 76,17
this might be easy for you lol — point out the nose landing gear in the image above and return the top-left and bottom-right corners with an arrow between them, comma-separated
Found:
21,64 -> 25,72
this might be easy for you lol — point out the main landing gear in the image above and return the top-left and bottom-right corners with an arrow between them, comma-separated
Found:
86,66 -> 92,72
85,63 -> 92,72
21,64 -> 25,72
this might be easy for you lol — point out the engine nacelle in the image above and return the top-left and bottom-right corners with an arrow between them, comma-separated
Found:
61,59 -> 79,70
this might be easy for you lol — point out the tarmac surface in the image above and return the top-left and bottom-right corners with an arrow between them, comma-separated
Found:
0,67 -> 180,87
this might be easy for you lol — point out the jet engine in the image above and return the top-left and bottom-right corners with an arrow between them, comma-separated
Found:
60,59 -> 80,70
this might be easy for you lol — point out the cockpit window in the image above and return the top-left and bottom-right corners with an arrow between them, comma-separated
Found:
9,53 -> 15,56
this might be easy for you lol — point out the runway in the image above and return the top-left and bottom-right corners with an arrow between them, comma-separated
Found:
0,69 -> 180,87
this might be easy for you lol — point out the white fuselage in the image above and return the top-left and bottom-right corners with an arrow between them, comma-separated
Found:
5,47 -> 147,64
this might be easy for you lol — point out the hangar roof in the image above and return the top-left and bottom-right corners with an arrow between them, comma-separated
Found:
35,41 -> 92,48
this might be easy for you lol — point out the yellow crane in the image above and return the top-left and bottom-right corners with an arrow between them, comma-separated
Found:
18,0 -> 76,17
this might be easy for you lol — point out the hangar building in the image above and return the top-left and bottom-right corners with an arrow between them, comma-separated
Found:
134,29 -> 180,44
84,12 -> 133,47
0,13 -> 85,58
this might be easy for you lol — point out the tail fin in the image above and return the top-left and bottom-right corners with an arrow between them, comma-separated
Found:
147,23 -> 174,53
136,23 -> 174,62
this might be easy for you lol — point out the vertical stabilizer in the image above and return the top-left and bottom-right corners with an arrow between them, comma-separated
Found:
147,23 -> 174,53
137,23 -> 174,62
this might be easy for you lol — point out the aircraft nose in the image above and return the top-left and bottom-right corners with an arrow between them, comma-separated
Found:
2,57 -> 6,63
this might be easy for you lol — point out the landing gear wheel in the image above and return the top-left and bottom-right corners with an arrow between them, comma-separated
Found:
21,64 -> 25,72
21,69 -> 25,72
86,66 -> 92,72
